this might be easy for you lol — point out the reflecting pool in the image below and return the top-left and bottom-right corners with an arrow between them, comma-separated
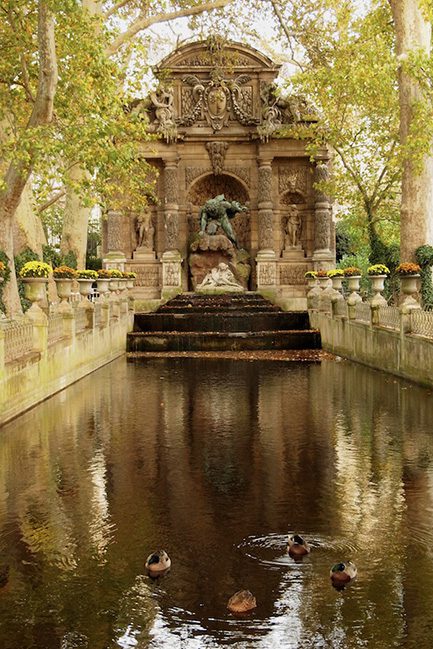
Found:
1,356 -> 433,648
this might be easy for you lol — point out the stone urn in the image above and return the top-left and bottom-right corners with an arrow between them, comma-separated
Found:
77,279 -> 94,300
22,277 -> 49,308
96,278 -> 110,300
317,275 -> 330,290
109,279 -> 119,298
306,277 -> 321,309
346,276 -> 362,305
118,278 -> 128,294
126,278 -> 135,290
54,278 -> 73,305
399,274 -> 421,311
330,275 -> 344,297
369,274 -> 387,307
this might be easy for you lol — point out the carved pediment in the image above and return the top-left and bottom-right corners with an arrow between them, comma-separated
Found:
155,38 -> 278,73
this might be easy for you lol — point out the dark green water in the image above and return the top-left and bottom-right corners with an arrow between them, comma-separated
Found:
1,356 -> 433,648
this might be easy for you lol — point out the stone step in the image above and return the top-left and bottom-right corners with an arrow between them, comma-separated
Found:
134,311 -> 311,333
127,329 -> 321,353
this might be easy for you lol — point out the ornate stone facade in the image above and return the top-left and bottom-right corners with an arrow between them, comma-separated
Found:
104,39 -> 333,307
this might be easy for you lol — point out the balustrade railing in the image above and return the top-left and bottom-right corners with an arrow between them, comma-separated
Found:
378,306 -> 400,330
355,302 -> 371,323
411,309 -> 433,338
47,312 -> 65,345
4,320 -> 33,363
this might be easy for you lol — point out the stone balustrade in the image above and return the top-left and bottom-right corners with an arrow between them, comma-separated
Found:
308,283 -> 433,388
0,295 -> 134,425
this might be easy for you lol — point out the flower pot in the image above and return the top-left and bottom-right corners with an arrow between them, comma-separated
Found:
368,274 -> 387,306
330,276 -> 343,292
77,278 -> 94,299
54,278 -> 73,304
306,278 -> 320,309
96,278 -> 110,300
399,274 -> 420,312
22,277 -> 49,310
317,276 -> 330,289
346,275 -> 362,306
109,279 -> 119,292
126,279 -> 134,289
118,278 -> 128,294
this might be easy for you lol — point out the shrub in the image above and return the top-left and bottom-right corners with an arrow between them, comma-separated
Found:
415,245 -> 433,309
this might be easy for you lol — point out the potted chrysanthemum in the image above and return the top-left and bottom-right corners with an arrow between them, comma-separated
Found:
19,261 -> 52,308
53,266 -> 77,304
76,269 -> 98,299
396,262 -> 421,309
367,264 -> 389,306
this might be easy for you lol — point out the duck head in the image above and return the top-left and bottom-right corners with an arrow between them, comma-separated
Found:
287,534 -> 311,557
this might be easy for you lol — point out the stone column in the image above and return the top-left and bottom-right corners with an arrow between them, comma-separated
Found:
163,160 -> 180,252
256,158 -> 277,294
104,210 -> 127,271
312,161 -> 334,269
162,159 -> 182,297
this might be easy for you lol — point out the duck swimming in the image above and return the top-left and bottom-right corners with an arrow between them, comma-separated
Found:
288,534 -> 311,557
227,590 -> 257,614
145,550 -> 171,576
330,561 -> 357,589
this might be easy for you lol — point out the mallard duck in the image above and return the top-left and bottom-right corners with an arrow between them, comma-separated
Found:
227,590 -> 257,614
288,534 -> 311,557
330,561 -> 357,589
145,550 -> 171,575
0,564 -> 9,589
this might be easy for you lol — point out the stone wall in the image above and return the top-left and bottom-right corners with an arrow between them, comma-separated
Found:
0,299 -> 134,426
310,305 -> 433,389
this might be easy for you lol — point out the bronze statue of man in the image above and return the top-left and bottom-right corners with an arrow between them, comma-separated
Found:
198,194 -> 247,247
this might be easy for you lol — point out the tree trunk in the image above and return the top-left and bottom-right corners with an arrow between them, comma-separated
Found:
389,0 -> 433,261
60,164 -> 91,269
14,181 -> 47,257
0,0 -> 57,315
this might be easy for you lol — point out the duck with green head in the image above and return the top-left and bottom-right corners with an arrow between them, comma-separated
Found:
330,561 -> 357,589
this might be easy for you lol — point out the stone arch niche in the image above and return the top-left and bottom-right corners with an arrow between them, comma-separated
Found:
186,173 -> 250,250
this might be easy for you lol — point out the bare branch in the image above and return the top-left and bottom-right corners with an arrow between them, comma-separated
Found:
107,0 -> 236,55
37,188 -> 66,213
104,0 -> 135,19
